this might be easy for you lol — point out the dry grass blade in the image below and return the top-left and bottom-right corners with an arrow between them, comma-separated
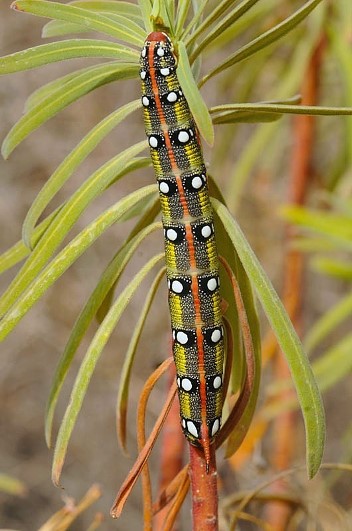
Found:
111,358 -> 177,519
38,484 -> 102,531
161,468 -> 190,531
215,257 -> 255,449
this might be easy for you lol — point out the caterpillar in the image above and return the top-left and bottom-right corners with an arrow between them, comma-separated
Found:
140,32 -> 224,468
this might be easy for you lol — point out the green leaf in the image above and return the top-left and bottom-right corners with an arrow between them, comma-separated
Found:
69,0 -> 142,19
0,185 -> 157,341
45,219 -> 160,447
188,0 -> 260,62
212,111 -> 282,124
42,20 -> 94,37
175,0 -> 191,38
312,258 -> 352,279
2,62 -> 139,158
212,199 -> 325,478
51,252 -> 164,486
184,0 -> 245,45
138,0 -> 153,32
180,0 -> 207,41
199,0 -> 325,86
210,103 -> 352,117
41,0 -> 143,37
95,196 -> 160,322
0,39 -> 138,74
313,334 -> 352,392
0,141 -> 148,318
0,473 -> 27,496
24,66 -> 93,111
177,40 -> 214,146
0,208 -> 59,274
22,99 -> 141,248
12,0 -> 145,47
224,30 -> 321,211
117,267 -> 165,450
281,206 -> 352,250
305,291 -> 352,353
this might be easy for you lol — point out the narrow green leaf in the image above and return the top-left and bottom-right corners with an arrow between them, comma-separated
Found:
0,186 -> 157,341
51,252 -> 164,486
177,40 -> 214,146
0,39 -> 138,74
282,206 -> 352,250
313,334 -> 352,392
40,0 -> 143,39
180,0 -> 207,41
0,473 -> 27,496
312,258 -> 352,279
188,0 -> 260,62
24,66 -> 95,112
212,199 -> 325,478
210,103 -> 352,117
45,219 -> 160,447
138,0 -> 153,32
117,267 -> 165,450
22,99 -> 141,248
151,0 -> 173,32
69,0 -> 142,20
184,0 -> 242,45
212,111 -> 282,124
175,0 -> 191,38
0,141 -> 148,318
305,292 -> 352,353
329,21 -> 352,163
2,62 -> 139,158
0,208 -> 59,274
224,30 -> 321,211
95,196 -> 160,323
12,0 -> 145,47
199,0 -> 324,86
42,20 -> 93,37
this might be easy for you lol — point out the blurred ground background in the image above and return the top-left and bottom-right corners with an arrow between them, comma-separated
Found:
0,2 -> 351,530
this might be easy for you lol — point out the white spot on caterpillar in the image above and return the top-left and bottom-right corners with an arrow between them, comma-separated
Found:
211,329 -> 221,343
191,176 -> 203,189
157,46 -> 165,57
160,67 -> 170,76
176,331 -> 188,344
211,418 -> 220,436
141,47 -> 147,58
167,91 -> 177,103
166,228 -> 178,241
159,181 -> 169,194
201,225 -> 212,238
171,280 -> 184,294
149,136 -> 158,148
187,420 -> 199,438
207,278 -> 218,292
140,70 -> 146,80
213,376 -> 222,389
178,130 -> 190,143
142,96 -> 150,107
181,378 -> 193,392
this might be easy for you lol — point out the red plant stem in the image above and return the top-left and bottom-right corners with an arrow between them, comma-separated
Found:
189,443 -> 219,530
154,364 -> 185,530
265,35 -> 326,530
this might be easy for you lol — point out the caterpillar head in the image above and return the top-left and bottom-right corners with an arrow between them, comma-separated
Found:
140,32 -> 176,69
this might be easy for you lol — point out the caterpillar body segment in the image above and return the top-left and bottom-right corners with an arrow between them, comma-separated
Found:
140,32 -> 224,466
